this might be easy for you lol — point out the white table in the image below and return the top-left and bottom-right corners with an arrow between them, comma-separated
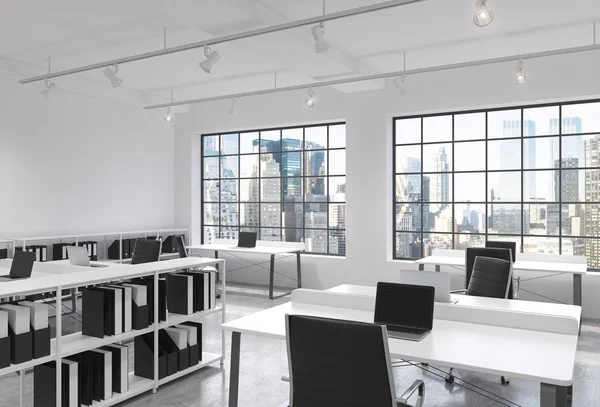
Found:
222,286 -> 580,407
415,251 -> 587,306
188,243 -> 303,299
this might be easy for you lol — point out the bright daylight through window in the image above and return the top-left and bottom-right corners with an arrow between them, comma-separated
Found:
202,123 -> 346,255
393,101 -> 600,269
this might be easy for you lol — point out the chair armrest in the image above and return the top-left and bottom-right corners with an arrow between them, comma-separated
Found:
281,374 -> 290,383
396,380 -> 425,407
450,289 -> 468,294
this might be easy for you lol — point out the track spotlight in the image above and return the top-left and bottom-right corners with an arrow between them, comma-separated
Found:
103,64 -> 123,88
164,107 -> 174,123
200,45 -> 221,73
514,60 -> 527,85
473,0 -> 494,27
229,98 -> 238,116
41,79 -> 59,98
305,88 -> 316,108
393,75 -> 408,96
311,23 -> 330,54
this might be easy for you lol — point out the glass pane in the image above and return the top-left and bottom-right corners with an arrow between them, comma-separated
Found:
583,239 -> 600,268
220,180 -> 238,202
329,124 -> 346,149
395,204 -> 421,232
562,102 -> 598,134
261,179 -> 281,202
563,204 -> 595,236
281,152 -> 303,177
282,129 -> 303,151
488,109 -> 521,139
240,204 -> 260,228
425,207 -> 453,233
423,115 -> 452,143
454,112 -> 485,141
283,177 -> 303,202
282,203 -> 303,229
220,156 -> 238,178
488,172 -> 521,202
423,144 -> 452,172
455,234 -> 486,250
219,227 -> 239,240
488,139 -> 521,170
203,226 -> 218,244
260,204 -> 281,227
260,153 -> 281,177
545,203 -> 563,235
396,232 -> 422,258
203,157 -> 219,179
203,204 -> 219,225
203,181 -> 219,202
454,141 -> 485,171
220,204 -> 239,226
329,150 -> 345,176
260,130 -> 281,151
455,173 -> 485,202
329,204 -> 347,229
220,133 -> 238,155
396,174 -> 421,202
329,177 -> 346,202
395,118 -> 421,145
423,233 -> 453,254
488,204 -> 521,235
260,228 -> 281,242
305,177 -> 327,200
523,137 -> 559,169
329,230 -> 346,255
305,126 -> 327,149
240,132 -> 259,154
240,154 -> 259,178
423,174 -> 452,205
305,151 -> 327,176
562,237 -> 586,257
560,170 -> 585,201
455,204 -> 485,233
395,145 -> 421,173
305,203 -> 327,229
523,170 -> 555,201
239,179 -> 259,202
305,230 -> 328,254
524,204 -> 557,236
523,236 -> 560,254
561,135 -> 586,166
523,106 -> 559,136
283,229 -> 304,243
203,136 -> 219,156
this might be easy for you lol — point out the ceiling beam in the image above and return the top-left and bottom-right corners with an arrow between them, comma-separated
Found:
19,0 -> 424,85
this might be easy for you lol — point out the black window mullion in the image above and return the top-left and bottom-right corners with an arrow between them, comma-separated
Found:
521,109 -> 524,254
485,111 -> 489,244
451,114 -> 455,249
558,105 -> 563,255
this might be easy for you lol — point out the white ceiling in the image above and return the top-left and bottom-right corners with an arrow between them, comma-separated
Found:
2,0 -> 600,106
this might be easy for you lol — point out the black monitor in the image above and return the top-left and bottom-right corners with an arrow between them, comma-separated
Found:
10,251 -> 36,278
374,282 -> 435,331
237,232 -> 257,248
131,239 -> 162,265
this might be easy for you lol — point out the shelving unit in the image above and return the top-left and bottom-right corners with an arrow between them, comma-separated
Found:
0,257 -> 226,407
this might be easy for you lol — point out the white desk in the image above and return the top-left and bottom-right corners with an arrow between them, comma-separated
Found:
187,243 -> 303,299
415,251 -> 587,306
222,287 -> 579,407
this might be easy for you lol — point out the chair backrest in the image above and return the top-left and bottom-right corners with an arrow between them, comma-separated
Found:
131,239 -> 162,265
485,241 -> 517,262
465,247 -> 513,298
467,256 -> 513,299
286,315 -> 396,407
176,235 -> 188,258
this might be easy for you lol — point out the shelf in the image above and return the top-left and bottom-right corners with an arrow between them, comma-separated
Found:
91,373 -> 153,407
61,326 -> 155,358
103,252 -> 181,264
158,352 -> 222,386
161,307 -> 223,328
0,353 -> 56,376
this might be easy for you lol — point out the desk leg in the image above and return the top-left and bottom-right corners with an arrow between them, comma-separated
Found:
573,274 -> 582,307
71,288 -> 77,312
228,332 -> 241,407
418,264 -> 424,271
296,252 -> 302,289
540,383 -> 568,407
567,384 -> 573,403
435,264 -> 441,273
269,255 -> 275,300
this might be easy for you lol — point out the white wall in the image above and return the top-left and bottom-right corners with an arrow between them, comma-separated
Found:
175,50 -> 600,317
0,78 -> 176,238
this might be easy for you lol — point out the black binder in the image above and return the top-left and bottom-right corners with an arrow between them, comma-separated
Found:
67,353 -> 94,406
167,274 -> 193,315
134,333 -> 167,380
32,326 -> 51,359
182,322 -> 203,361
33,361 -> 75,407
108,239 -> 131,260
160,330 -> 189,372
100,345 -> 128,394
0,248 -> 7,260
8,325 -> 32,364
86,350 -> 110,402
52,243 -> 74,261
81,288 -> 105,338
0,336 -> 10,368
135,278 -> 167,323
161,235 -> 178,253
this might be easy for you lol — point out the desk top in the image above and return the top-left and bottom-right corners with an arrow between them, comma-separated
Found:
188,244 -> 301,255
415,255 -> 587,274
222,300 -> 577,386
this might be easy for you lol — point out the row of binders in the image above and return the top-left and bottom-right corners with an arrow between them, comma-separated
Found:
81,271 -> 216,339
135,324 -> 202,380
107,235 -> 184,260
53,242 -> 98,261
34,344 -> 129,407
0,301 -> 50,368
16,245 -> 48,262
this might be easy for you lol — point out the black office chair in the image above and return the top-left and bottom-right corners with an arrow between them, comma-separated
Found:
485,241 -> 516,263
284,314 -> 425,407
131,239 -> 161,265
463,247 -> 514,299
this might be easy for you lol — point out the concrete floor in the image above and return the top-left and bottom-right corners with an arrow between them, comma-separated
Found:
1,286 -> 599,406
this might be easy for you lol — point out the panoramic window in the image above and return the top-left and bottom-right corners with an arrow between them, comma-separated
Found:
393,101 -> 600,269
202,123 -> 346,255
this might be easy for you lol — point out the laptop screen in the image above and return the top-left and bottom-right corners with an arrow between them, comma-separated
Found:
238,232 -> 257,248
374,282 -> 435,331
10,251 -> 36,278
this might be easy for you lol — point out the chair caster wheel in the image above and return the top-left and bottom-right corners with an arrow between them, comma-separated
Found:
501,376 -> 510,385
445,375 -> 455,384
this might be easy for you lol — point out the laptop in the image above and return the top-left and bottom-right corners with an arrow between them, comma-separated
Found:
67,246 -> 108,268
0,251 -> 35,281
232,232 -> 257,249
374,282 -> 435,342
394,270 -> 453,303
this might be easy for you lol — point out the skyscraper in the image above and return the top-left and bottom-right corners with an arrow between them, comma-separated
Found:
585,136 -> 600,268
504,120 -> 537,199
549,116 -> 582,135
430,147 -> 449,211
548,158 -> 579,235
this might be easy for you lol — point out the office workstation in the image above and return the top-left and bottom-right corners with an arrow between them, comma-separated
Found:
3,1 -> 600,406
